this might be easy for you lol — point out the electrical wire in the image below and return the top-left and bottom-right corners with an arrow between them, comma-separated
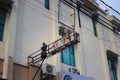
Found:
99,0 -> 120,15
32,0 -> 112,30
24,0 -> 108,30
31,0 -> 119,36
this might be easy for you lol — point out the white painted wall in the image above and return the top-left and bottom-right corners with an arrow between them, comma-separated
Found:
114,33 -> 120,80
14,0 -> 54,65
80,12 -> 105,80
100,25 -> 113,51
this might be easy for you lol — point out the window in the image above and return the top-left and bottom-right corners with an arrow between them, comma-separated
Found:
108,60 -> 118,80
60,45 -> 75,67
0,7 -> 7,41
107,50 -> 118,80
58,1 -> 75,29
45,0 -> 50,10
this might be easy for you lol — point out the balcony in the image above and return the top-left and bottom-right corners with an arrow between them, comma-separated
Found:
28,32 -> 80,66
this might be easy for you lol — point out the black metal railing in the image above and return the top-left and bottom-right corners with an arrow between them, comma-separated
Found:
28,32 -> 80,66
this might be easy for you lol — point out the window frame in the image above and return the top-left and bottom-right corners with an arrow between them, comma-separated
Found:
60,45 -> 76,67
58,0 -> 75,30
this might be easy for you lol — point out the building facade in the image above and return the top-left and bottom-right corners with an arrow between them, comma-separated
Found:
0,0 -> 120,80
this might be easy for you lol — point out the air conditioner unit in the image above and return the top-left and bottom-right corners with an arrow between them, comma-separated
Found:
68,68 -> 80,75
42,63 -> 56,76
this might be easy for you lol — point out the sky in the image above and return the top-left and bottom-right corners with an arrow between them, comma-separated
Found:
96,0 -> 120,19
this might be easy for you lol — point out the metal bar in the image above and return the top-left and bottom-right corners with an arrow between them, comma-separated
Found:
32,58 -> 46,80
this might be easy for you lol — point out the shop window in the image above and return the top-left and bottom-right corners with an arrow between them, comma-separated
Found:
92,11 -> 98,37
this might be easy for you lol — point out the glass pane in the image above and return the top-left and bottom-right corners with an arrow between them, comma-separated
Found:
60,50 -> 63,62
62,47 -> 70,65
60,45 -> 75,67
70,53 -> 75,66
69,46 -> 75,66
59,1 -> 75,28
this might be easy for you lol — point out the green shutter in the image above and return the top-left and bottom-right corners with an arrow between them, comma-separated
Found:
60,46 -> 76,67
108,60 -> 118,80
58,0 -> 61,22
0,7 -> 7,41
77,10 -> 81,28
92,18 -> 97,37
69,46 -> 75,66
45,0 -> 50,10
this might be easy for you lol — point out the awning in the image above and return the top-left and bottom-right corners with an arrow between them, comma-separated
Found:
0,0 -> 14,10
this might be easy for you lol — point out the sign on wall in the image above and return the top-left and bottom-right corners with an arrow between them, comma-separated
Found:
61,70 -> 95,80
